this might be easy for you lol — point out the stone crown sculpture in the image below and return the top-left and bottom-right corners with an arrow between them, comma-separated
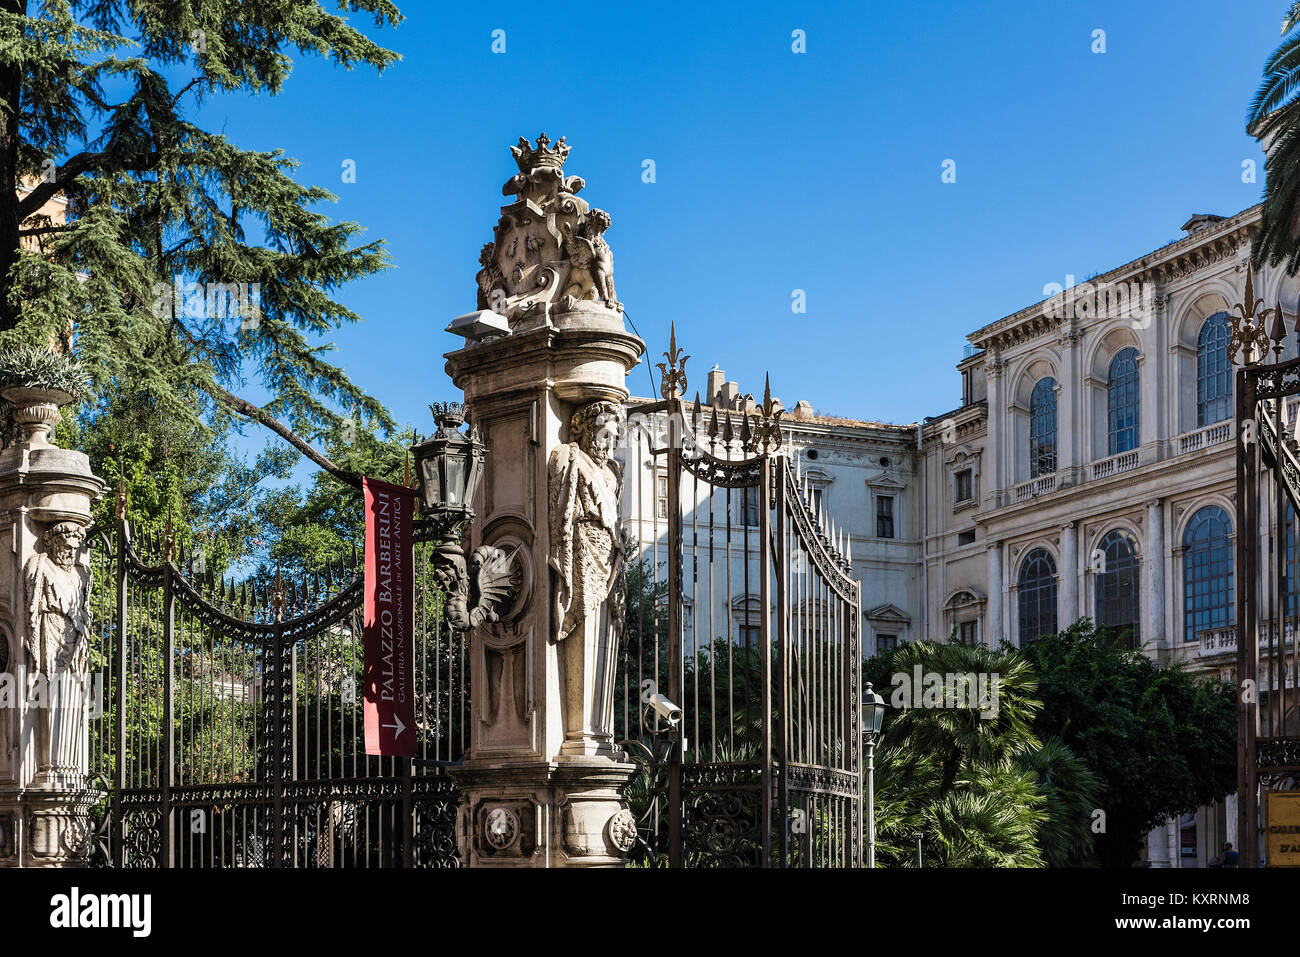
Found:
477,133 -> 621,320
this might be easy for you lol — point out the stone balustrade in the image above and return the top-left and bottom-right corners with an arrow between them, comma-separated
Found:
1177,421 -> 1233,454
1092,449 -> 1139,480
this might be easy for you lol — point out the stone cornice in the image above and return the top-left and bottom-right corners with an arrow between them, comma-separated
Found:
967,204 -> 1261,354
921,401 -> 987,442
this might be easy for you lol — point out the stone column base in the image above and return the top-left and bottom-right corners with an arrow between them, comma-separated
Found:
0,785 -> 103,867
453,759 -> 638,867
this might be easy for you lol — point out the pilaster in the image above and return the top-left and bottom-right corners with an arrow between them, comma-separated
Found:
1061,521 -> 1079,625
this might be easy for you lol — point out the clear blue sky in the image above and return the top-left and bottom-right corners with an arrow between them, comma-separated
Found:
191,0 -> 1285,437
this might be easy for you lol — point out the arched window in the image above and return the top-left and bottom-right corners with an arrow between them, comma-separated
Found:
1029,378 -> 1058,478
1018,548 -> 1057,645
1107,348 -> 1140,455
1183,506 -> 1233,644
1096,528 -> 1140,646
1197,314 -> 1232,427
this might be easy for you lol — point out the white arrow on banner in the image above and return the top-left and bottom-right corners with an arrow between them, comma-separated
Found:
382,714 -> 407,740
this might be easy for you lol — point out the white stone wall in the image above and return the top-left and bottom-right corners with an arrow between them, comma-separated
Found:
619,391 -> 918,656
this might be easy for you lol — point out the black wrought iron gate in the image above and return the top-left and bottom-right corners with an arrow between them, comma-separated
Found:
1237,347 -> 1300,867
86,514 -> 465,868
616,350 -> 862,868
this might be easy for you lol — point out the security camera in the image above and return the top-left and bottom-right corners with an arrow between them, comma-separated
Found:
647,693 -> 682,728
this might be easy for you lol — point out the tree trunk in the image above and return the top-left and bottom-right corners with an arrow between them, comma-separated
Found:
0,1 -> 30,331
200,380 -> 361,489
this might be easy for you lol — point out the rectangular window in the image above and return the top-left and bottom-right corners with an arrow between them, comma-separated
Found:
1095,532 -> 1141,648
737,624 -> 761,647
876,633 -> 898,655
957,529 -> 976,547
957,620 -> 978,645
657,475 -> 668,519
1180,813 -> 1198,859
736,486 -> 759,526
809,486 -> 824,515
954,469 -> 973,503
876,495 -> 895,539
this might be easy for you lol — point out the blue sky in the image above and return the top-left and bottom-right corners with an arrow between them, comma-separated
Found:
190,0 -> 1285,439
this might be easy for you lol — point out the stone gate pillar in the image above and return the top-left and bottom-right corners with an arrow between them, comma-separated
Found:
0,386 -> 106,867
444,135 -> 644,867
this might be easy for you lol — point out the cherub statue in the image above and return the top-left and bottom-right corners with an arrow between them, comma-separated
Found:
476,242 -> 505,312
561,209 -> 619,310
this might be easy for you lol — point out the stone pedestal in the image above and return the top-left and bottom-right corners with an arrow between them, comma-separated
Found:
454,759 -> 638,867
9,787 -> 102,867
447,304 -> 644,868
0,391 -> 106,867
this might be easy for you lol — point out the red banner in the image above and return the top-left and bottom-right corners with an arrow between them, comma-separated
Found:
363,477 -> 417,757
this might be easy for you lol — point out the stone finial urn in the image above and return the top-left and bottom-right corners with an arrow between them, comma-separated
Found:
1,386 -> 73,448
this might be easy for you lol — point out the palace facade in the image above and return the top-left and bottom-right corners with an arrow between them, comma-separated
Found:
620,200 -> 1297,867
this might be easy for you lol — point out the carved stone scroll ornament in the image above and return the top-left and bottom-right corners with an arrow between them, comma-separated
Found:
23,521 -> 92,786
548,400 -> 627,758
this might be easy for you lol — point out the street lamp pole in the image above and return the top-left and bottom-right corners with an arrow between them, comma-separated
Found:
861,682 -> 886,868
865,732 -> 876,868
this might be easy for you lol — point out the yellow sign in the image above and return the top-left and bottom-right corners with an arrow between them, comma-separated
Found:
1266,791 -> 1300,867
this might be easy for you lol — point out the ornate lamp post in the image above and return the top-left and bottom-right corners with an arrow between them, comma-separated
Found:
411,401 -> 484,537
411,402 -> 523,634
861,682 -> 887,868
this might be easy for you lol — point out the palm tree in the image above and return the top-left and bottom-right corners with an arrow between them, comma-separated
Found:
885,639 -> 1042,793
871,637 -> 1101,867
1248,3 -> 1300,273
1022,737 -> 1103,867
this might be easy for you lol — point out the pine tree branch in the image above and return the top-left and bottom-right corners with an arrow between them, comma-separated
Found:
199,380 -> 362,490
170,77 -> 204,108
17,149 -> 161,220
17,224 -> 72,237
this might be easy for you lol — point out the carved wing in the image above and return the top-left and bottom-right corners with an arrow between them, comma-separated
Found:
561,221 -> 595,267
472,547 -> 519,622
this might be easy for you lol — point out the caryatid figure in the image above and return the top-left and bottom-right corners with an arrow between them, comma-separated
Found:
24,521 -> 92,785
548,400 -> 627,757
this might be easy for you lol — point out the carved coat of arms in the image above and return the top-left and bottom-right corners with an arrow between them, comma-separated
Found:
477,134 -> 621,320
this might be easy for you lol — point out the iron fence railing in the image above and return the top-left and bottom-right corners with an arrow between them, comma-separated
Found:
87,516 -> 466,868
617,389 -> 861,868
